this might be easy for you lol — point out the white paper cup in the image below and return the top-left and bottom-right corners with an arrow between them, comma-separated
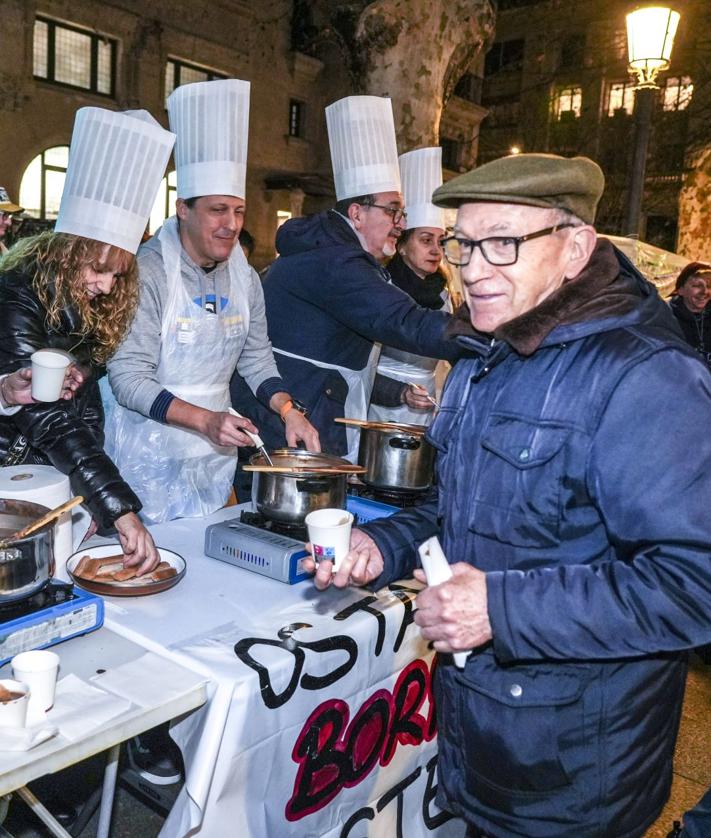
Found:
30,349 -> 72,402
305,508 -> 354,571
0,679 -> 30,729
12,650 -> 60,715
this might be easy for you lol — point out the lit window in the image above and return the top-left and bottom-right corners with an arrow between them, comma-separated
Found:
19,146 -> 69,220
662,76 -> 693,111
165,58 -> 228,101
33,17 -> 116,96
289,100 -> 304,138
607,81 -> 635,116
148,171 -> 178,235
276,210 -> 292,229
551,86 -> 582,120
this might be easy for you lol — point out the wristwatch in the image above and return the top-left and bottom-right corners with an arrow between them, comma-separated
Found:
279,398 -> 309,422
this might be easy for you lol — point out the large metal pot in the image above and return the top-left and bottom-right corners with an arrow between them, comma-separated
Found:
0,499 -> 55,604
250,449 -> 348,526
358,423 -> 435,491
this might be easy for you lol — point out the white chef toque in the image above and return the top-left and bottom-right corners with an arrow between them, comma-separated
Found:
326,95 -> 401,201
399,147 -> 446,231
55,108 -> 175,254
167,78 -> 250,200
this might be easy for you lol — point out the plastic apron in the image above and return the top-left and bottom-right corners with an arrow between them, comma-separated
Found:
273,344 -> 380,464
102,216 -> 251,523
368,291 -> 452,426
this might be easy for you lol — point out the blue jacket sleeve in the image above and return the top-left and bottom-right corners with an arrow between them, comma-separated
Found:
292,249 -> 461,363
487,349 -> 711,662
359,487 -> 440,588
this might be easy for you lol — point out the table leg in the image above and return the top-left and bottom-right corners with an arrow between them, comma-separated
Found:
96,743 -> 120,838
14,787 -> 72,838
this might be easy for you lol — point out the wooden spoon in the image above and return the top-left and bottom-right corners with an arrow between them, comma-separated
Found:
334,417 -> 427,435
0,495 -> 84,548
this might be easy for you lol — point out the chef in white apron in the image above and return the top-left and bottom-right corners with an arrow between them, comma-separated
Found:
369,147 -> 451,426
103,79 -> 318,523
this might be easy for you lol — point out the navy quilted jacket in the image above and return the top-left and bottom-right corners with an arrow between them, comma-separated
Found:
361,244 -> 711,837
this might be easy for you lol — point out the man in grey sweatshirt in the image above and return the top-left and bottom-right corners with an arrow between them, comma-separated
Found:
103,194 -> 319,524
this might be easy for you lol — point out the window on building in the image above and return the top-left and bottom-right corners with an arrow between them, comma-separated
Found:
559,33 -> 585,71
607,81 -> 636,116
662,76 -> 693,111
551,86 -> 582,120
440,137 -> 460,171
484,39 -> 524,76
33,17 -> 116,96
19,146 -> 69,220
165,58 -> 228,100
454,73 -> 483,104
288,100 -> 304,138
148,170 -> 178,234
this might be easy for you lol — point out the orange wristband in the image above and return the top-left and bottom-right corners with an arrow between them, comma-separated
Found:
279,400 -> 294,422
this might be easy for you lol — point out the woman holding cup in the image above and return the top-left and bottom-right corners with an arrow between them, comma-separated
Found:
0,106 -> 175,573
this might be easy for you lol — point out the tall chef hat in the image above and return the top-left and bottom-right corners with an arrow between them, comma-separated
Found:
167,78 -> 250,200
326,95 -> 401,201
399,147 -> 446,231
55,108 -> 174,254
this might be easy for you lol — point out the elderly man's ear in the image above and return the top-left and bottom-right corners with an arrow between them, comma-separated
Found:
565,225 -> 598,280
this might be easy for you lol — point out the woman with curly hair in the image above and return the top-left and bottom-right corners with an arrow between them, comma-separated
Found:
0,105 -> 175,574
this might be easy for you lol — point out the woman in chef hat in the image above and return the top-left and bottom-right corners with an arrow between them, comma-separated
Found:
0,107 -> 174,573
369,147 -> 453,426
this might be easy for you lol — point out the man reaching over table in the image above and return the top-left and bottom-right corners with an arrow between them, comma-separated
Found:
308,153 -> 711,837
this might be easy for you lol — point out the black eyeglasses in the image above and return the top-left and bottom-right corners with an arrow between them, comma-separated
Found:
362,203 -> 407,225
440,223 -> 577,267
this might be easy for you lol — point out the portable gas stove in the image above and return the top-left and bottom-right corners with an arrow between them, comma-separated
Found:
347,479 -> 430,509
204,497 -> 398,584
0,580 -> 104,666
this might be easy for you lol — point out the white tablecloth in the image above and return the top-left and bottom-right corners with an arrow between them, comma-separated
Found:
87,506 -> 465,838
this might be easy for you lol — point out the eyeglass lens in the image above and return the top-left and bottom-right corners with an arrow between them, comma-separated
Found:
443,237 -> 517,267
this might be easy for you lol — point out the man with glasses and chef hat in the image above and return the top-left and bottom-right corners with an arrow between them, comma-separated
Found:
103,79 -> 319,525
307,152 -> 711,837
244,95 -> 464,462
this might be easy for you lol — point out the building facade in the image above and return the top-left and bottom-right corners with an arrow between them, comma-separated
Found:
475,0 -> 711,256
0,0 -> 487,268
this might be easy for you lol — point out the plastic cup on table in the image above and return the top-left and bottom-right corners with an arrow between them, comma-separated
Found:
0,679 -> 30,729
12,650 -> 60,717
305,508 -> 354,572
30,350 -> 72,402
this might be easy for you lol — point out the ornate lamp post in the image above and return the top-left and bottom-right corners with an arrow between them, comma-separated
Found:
624,5 -> 680,237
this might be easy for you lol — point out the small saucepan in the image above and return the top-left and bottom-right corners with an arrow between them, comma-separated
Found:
0,499 -> 55,604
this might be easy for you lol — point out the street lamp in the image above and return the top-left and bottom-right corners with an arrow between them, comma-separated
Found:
624,5 -> 680,238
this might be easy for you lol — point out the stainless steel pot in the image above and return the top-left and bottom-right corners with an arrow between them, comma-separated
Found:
358,423 -> 435,491
0,498 -> 55,603
250,449 -> 348,525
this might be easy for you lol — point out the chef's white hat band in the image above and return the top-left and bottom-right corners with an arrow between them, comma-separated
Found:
55,108 -> 175,254
168,78 -> 250,200
399,147 -> 446,231
326,96 -> 401,201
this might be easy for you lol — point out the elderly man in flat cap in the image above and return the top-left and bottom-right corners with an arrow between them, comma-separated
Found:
307,153 -> 711,837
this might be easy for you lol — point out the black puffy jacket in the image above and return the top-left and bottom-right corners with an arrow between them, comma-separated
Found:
0,266 -> 142,529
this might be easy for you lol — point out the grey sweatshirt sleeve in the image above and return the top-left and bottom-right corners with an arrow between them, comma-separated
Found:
106,245 -> 168,417
234,267 -> 283,397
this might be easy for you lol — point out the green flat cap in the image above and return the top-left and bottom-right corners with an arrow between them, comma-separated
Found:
432,152 -> 605,224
